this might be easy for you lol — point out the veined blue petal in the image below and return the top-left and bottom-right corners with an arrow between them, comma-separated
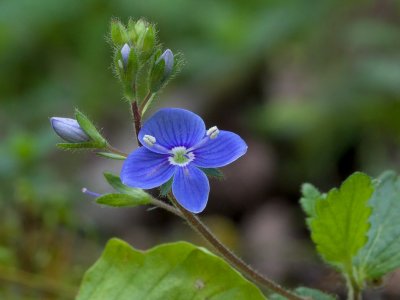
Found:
138,108 -> 206,153
193,130 -> 247,168
50,117 -> 90,143
172,165 -> 209,213
121,147 -> 176,189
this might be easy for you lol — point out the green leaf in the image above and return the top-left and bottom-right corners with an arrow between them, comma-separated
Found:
77,239 -> 266,300
300,183 -> 324,218
96,152 -> 126,160
355,171 -> 400,279
75,109 -> 107,147
103,172 -> 151,200
160,177 -> 173,197
310,172 -> 373,272
199,168 -> 224,180
96,193 -> 150,207
271,287 -> 336,300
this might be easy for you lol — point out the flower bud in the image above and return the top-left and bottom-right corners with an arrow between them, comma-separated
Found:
121,43 -> 131,68
158,49 -> 174,78
50,117 -> 90,143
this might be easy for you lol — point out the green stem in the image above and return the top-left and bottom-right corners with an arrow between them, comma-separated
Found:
346,273 -> 362,300
106,145 -> 128,157
166,193 -> 306,300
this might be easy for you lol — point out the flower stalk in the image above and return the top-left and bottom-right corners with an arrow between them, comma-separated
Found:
166,193 -> 305,300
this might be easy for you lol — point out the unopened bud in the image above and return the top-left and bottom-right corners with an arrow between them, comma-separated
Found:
143,135 -> 156,147
121,43 -> 131,68
206,126 -> 219,139
157,49 -> 174,78
50,117 -> 90,143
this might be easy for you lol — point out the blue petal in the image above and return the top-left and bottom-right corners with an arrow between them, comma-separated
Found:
121,147 -> 176,189
138,108 -> 206,153
193,130 -> 247,168
172,165 -> 210,213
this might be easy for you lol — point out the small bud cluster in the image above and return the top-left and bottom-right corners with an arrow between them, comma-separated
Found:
110,19 -> 181,110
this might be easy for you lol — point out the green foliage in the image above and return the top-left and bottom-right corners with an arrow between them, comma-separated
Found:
96,193 -> 151,207
309,173 -> 373,271
300,183 -> 324,219
199,168 -> 225,180
103,172 -> 151,200
355,171 -> 400,280
96,152 -> 126,160
77,238 -> 266,300
271,287 -> 336,300
74,109 -> 107,148
303,171 -> 400,293
160,177 -> 173,197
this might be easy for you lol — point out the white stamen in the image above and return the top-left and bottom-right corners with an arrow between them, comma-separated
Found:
143,135 -> 156,147
207,126 -> 219,139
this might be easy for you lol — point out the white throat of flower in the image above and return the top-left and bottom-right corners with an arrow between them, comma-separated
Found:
168,146 -> 195,167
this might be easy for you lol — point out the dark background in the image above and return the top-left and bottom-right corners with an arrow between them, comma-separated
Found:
1,0 -> 400,299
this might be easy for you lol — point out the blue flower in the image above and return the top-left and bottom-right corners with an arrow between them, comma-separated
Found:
121,108 -> 247,213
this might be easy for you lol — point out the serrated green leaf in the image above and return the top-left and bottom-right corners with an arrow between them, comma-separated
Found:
160,177 -> 173,197
103,173 -> 151,200
199,168 -> 224,180
271,287 -> 336,300
310,172 -> 373,272
56,142 -> 102,150
77,239 -> 266,300
96,152 -> 126,160
96,193 -> 151,207
300,183 -> 324,218
355,171 -> 400,279
75,109 -> 107,147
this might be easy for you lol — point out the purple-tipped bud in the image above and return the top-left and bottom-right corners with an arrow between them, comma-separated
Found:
158,49 -> 174,77
50,117 -> 90,143
121,43 -> 131,68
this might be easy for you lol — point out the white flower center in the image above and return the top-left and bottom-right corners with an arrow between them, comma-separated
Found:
168,146 -> 195,167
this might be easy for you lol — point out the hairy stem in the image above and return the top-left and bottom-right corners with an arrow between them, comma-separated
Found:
131,101 -> 142,145
166,193 -> 306,300
106,145 -> 128,157
149,197 -> 183,218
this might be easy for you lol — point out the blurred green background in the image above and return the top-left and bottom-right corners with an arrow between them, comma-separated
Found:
1,0 -> 400,299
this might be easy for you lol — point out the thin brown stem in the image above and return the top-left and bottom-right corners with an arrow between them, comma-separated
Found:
149,197 -> 183,218
166,193 -> 306,300
131,101 -> 142,145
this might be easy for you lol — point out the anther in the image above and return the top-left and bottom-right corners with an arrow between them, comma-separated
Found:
206,126 -> 219,139
143,135 -> 157,147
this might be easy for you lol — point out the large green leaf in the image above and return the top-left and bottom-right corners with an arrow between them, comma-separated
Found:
271,287 -> 336,300
310,172 -> 373,271
355,171 -> 400,279
77,238 -> 266,300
